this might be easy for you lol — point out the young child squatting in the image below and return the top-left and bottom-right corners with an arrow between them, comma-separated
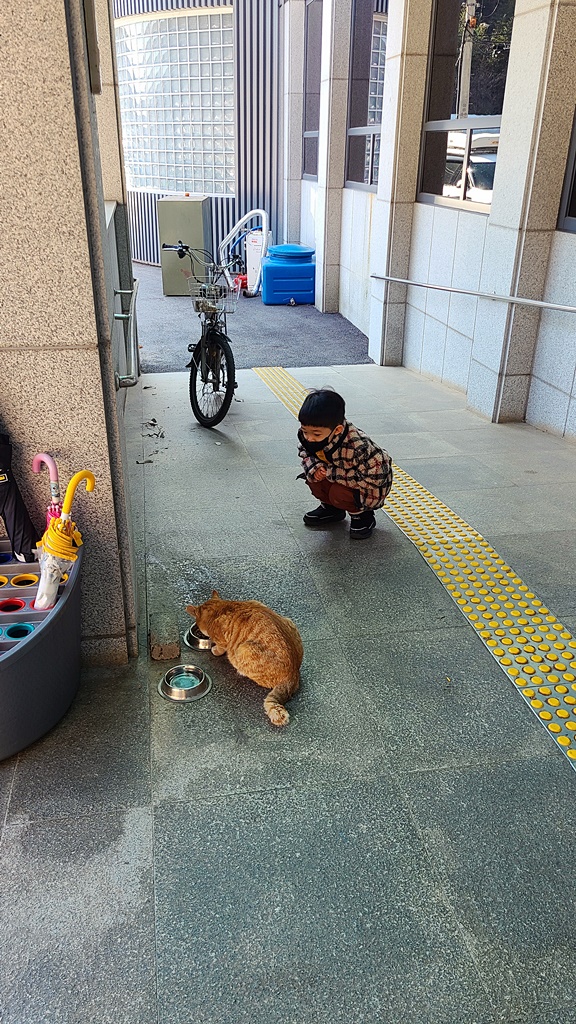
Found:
297,389 -> 393,540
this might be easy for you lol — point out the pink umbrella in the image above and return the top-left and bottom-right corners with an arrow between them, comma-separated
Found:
32,453 -> 62,531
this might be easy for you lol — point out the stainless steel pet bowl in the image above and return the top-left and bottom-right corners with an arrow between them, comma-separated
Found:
158,665 -> 212,702
183,620 -> 214,651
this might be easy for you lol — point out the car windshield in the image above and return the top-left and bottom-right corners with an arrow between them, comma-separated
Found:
470,159 -> 496,191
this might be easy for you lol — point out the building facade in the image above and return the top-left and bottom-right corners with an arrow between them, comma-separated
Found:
117,0 -> 576,437
288,0 -> 576,436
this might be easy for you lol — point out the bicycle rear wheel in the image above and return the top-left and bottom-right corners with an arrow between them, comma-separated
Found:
189,330 -> 235,428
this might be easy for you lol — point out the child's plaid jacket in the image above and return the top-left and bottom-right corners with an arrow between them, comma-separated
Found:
298,420 -> 393,510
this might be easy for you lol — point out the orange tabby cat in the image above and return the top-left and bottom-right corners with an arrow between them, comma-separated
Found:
186,591 -> 303,727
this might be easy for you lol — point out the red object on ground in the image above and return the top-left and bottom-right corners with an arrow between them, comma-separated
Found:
234,274 -> 248,290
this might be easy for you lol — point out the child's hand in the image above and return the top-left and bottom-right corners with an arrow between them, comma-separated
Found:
311,466 -> 327,481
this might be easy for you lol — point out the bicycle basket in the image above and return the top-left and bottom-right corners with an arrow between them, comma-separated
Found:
187,278 -> 240,314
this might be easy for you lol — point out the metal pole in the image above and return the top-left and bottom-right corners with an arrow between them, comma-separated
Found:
457,1 -> 477,119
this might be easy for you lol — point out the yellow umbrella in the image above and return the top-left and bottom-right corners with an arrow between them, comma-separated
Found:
35,471 -> 95,610
40,471 -> 95,561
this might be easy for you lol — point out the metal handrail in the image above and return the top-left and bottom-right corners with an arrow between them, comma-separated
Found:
114,278 -> 140,389
371,274 -> 576,314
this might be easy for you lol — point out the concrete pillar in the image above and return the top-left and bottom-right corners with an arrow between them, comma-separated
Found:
468,0 -> 576,421
314,0 -> 353,312
0,0 -> 136,663
281,0 -> 306,243
368,0 -> 434,364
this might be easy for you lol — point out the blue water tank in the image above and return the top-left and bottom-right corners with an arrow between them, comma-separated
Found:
262,244 -> 316,305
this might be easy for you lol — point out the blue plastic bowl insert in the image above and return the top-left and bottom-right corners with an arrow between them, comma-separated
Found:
4,622 -> 35,641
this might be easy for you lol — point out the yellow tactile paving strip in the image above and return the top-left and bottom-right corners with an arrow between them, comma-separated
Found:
254,366 -> 576,768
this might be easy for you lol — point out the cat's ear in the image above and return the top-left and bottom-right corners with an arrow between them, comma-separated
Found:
186,604 -> 198,618
211,589 -> 220,599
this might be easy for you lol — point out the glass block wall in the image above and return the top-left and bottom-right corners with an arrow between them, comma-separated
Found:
115,9 -> 235,195
368,16 -> 387,125
365,15 -> 387,184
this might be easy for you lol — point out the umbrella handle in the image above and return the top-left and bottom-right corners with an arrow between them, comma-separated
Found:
61,471 -> 96,519
32,453 -> 61,501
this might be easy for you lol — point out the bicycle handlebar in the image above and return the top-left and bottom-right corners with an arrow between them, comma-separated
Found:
161,240 -> 241,275
161,241 -> 189,259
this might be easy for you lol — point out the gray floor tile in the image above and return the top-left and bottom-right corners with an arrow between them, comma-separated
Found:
282,502 -> 408,556
139,422 -> 251,469
561,614 -> 576,636
143,460 -> 278,514
399,454 -> 511,492
117,361 -> 576,1024
384,431 -> 462,460
351,410 -> 435,436
6,662 -> 151,822
340,630 -> 556,772
436,423 -> 571,456
256,470 -> 327,512
232,406 -> 302,442
509,1014 -> 576,1024
151,640 -> 391,804
240,438 -> 302,470
144,526 -> 209,565
165,553 -> 336,643
155,505 -> 301,560
293,365 -> 468,410
400,758 -> 576,1019
154,783 -> 496,1024
304,538 -> 465,638
440,483 -> 576,536
0,808 -> 155,1024
413,407 -> 499,432
473,444 -> 576,485
484,530 -> 576,620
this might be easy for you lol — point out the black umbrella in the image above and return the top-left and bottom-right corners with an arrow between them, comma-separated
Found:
0,433 -> 40,563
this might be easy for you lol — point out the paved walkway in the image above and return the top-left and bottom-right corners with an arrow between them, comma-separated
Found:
2,363 -> 576,1023
134,262 -> 372,371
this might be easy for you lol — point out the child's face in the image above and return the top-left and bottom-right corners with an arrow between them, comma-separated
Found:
299,423 -> 344,443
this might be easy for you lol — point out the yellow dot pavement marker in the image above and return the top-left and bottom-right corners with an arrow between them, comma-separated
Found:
254,366 -> 576,769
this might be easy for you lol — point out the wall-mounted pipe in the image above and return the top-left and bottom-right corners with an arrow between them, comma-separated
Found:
114,278 -> 140,389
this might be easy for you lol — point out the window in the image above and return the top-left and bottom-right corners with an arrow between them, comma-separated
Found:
419,0 -> 514,208
115,10 -> 235,196
346,1 -> 387,189
558,109 -> 576,233
303,0 -> 323,178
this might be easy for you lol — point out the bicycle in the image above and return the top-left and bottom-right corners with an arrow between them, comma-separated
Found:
161,240 -> 243,428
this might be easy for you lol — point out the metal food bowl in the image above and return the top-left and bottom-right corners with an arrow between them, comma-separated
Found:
183,620 -> 214,651
158,664 -> 212,703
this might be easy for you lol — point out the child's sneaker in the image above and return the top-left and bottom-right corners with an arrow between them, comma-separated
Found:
303,503 -> 347,527
349,509 -> 376,539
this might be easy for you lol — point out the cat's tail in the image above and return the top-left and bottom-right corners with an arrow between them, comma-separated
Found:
263,676 -> 299,727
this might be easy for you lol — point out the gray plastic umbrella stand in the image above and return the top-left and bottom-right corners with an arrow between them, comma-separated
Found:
0,539 -> 83,760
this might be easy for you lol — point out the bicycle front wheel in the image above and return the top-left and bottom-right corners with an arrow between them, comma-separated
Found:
189,331 -> 235,428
